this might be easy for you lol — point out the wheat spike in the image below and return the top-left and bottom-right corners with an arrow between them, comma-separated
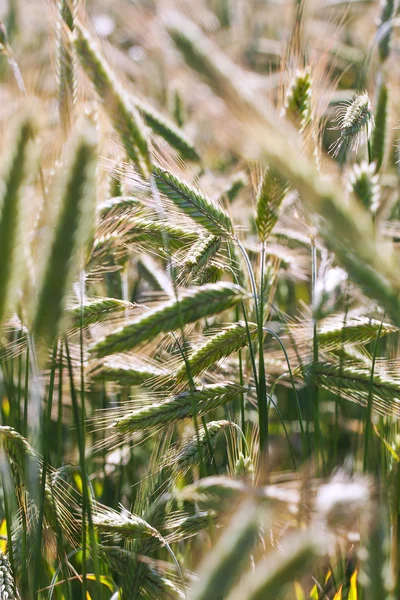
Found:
110,382 -> 247,434
377,0 -> 398,63
169,420 -> 238,472
175,321 -> 257,384
0,549 -> 20,599
153,165 -> 234,236
299,360 -> 400,417
194,264 -> 224,285
182,234 -> 221,276
91,214 -> 197,263
66,297 -> 136,328
227,532 -> 315,600
33,125 -> 97,348
162,510 -> 217,543
0,117 -> 33,325
255,168 -> 289,243
190,501 -> 260,600
283,69 -> 313,133
329,92 -> 375,157
74,21 -> 151,177
134,96 -> 199,161
348,161 -> 380,213
56,0 -> 77,132
371,82 -> 389,171
89,353 -> 168,385
92,504 -> 161,540
313,315 -> 397,350
91,282 -> 246,357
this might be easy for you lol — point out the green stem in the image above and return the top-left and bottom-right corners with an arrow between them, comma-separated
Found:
258,242 -> 269,471
363,317 -> 384,472
32,341 -> 58,598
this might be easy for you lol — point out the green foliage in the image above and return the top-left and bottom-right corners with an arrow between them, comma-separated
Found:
1,2 -> 400,599
33,127 -> 97,348
0,117 -> 33,325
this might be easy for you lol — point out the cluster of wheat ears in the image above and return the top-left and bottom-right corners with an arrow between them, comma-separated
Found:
0,0 -> 399,598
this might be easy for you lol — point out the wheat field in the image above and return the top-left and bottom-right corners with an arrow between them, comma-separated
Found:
0,0 -> 399,598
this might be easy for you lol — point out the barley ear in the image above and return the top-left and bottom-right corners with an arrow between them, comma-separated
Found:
0,117 -> 34,325
283,69 -> 312,133
255,168 -> 289,243
91,282 -> 246,357
377,0 -> 398,63
33,124 -> 97,349
73,20 -> 151,177
56,0 -> 77,133
329,92 -> 375,158
110,383 -> 247,435
371,82 -> 389,171
134,97 -> 199,161
348,162 -> 380,213
0,548 -> 20,600
175,321 -> 257,384
153,164 -> 234,236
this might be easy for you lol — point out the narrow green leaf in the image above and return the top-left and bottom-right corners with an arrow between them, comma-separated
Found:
33,126 -> 97,347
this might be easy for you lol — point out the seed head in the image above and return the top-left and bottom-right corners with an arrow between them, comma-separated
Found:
0,549 -> 20,599
329,92 -> 374,158
347,161 -> 380,213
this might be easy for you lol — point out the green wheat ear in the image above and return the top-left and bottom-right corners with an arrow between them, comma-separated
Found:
348,161 -> 380,213
170,420 -> 237,472
73,20 -> 151,177
110,383 -> 247,435
91,282 -> 246,356
283,69 -> 312,133
175,321 -> 258,384
153,165 -> 234,236
329,92 -> 375,158
33,124 -> 97,349
56,0 -> 77,133
377,0 -> 398,63
0,548 -> 20,599
371,82 -> 389,171
0,117 -> 34,326
134,96 -> 200,161
255,168 -> 289,243
181,234 -> 221,277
